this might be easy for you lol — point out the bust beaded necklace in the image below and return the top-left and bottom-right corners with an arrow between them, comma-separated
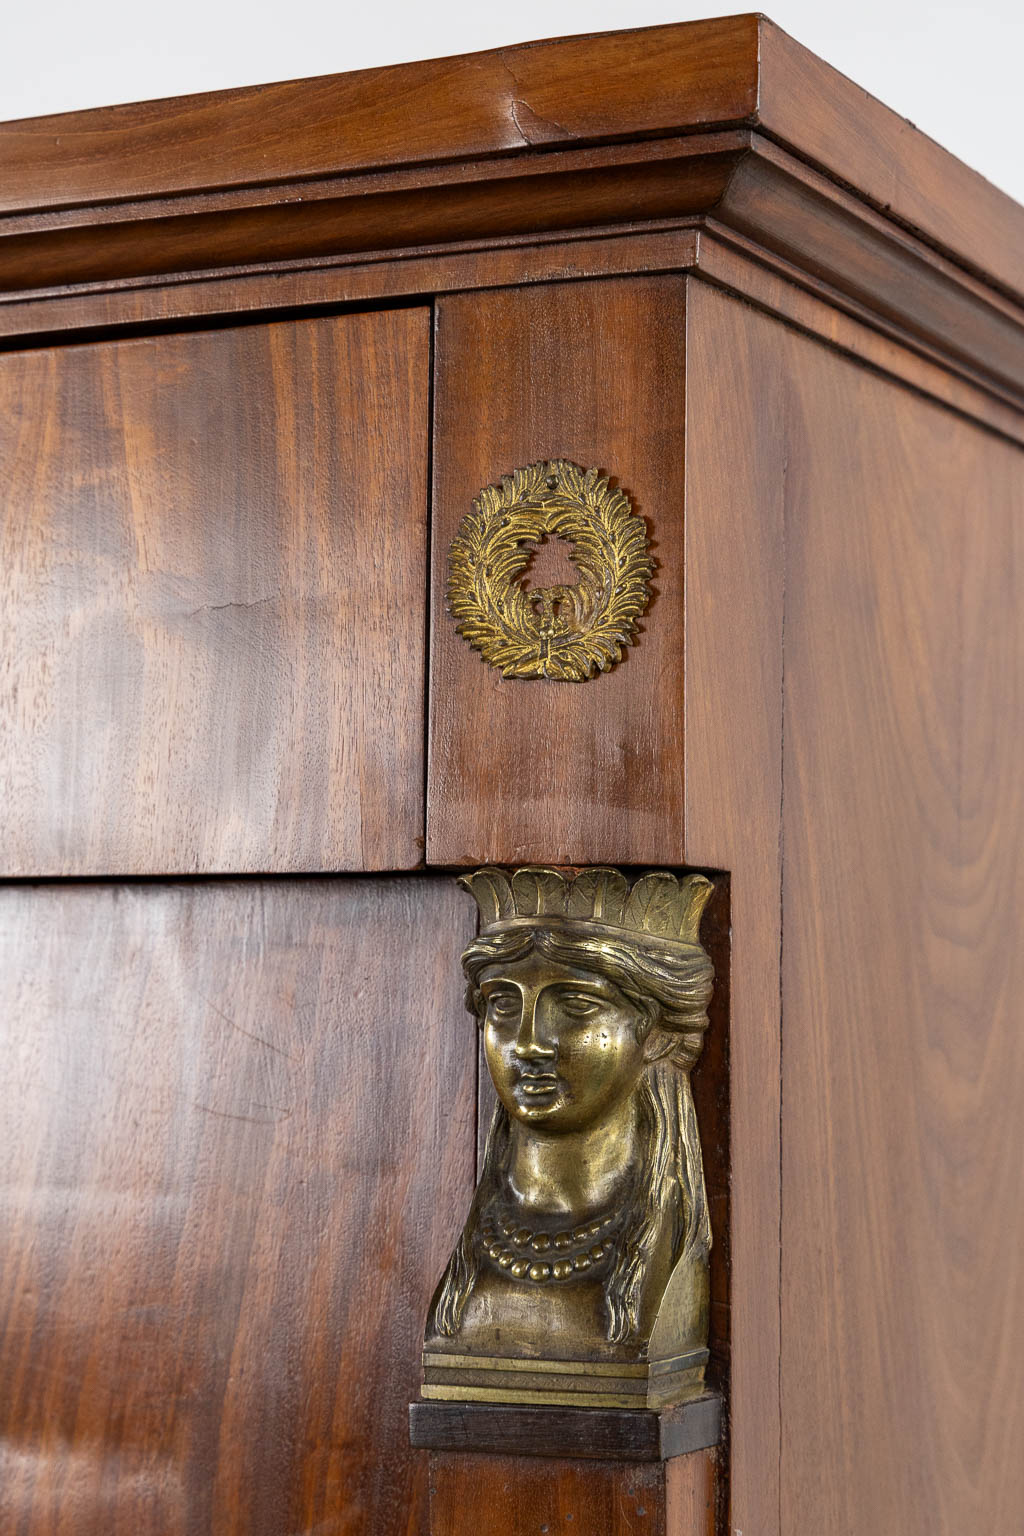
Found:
478,1203 -> 623,1283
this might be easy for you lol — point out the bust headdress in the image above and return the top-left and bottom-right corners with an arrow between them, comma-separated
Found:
459,866 -> 714,1052
459,865 -> 712,948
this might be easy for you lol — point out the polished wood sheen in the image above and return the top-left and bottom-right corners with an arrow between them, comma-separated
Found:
1,225 -> 1017,454
0,16 -> 758,214
429,1450 -> 717,1535
0,137 -> 740,293
0,876 -> 477,1533
0,308 -> 429,875
0,16 -> 1021,1536
427,275 -> 687,867
682,280 -> 786,1536
1,22 -> 1021,431
762,309 -> 1024,1533
686,282 -> 1024,1532
2,14 -> 1018,303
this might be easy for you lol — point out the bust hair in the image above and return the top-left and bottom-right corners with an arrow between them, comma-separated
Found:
463,922 -> 712,1065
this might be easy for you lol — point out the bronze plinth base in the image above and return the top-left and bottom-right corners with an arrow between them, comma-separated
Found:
421,1346 -> 709,1410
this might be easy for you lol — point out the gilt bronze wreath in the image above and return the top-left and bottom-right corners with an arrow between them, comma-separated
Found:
447,460 -> 653,681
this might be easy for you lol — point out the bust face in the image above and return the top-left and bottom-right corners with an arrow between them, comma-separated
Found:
479,951 -> 647,1133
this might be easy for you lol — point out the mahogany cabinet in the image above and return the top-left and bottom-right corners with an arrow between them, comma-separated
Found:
1,15 -> 1022,1536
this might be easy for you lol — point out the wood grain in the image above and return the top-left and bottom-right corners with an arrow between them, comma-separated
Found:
2,27 -> 1020,423
0,875 -> 477,1534
1,11 -> 1019,305
666,1448 -> 718,1536
430,1452 -> 655,1535
428,1449 -> 718,1534
715,137 -> 1024,400
757,17 -> 1024,298
768,309 -> 1024,1532
682,281 -> 787,1536
0,226 -> 707,348
690,232 -> 1024,451
2,129 -> 1019,426
0,136 -> 741,293
0,16 -> 759,214
427,275 -> 687,867
0,307 -> 429,875
1,228 -> 1019,452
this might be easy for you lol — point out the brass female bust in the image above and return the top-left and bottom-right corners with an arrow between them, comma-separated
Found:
423,865 -> 715,1409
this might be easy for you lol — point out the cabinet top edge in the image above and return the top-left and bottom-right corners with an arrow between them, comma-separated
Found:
0,14 -> 1021,302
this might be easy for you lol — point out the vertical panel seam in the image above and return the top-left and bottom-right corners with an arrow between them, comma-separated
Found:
421,300 -> 437,871
777,446 -> 788,1536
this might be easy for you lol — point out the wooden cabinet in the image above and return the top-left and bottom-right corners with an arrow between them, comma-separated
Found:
1,15 -> 1022,1536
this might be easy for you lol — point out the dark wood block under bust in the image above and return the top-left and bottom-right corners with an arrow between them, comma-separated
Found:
410,1394 -> 723,1461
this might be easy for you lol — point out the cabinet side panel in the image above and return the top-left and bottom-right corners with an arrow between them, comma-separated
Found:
0,307 -> 430,875
757,303 -> 1024,1530
683,282 -> 786,1536
427,276 -> 686,867
0,876 -> 476,1535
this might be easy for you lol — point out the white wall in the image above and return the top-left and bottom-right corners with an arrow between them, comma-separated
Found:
3,1 -> 1021,204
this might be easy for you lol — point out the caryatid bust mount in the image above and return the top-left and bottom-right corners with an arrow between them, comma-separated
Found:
422,865 -> 715,1410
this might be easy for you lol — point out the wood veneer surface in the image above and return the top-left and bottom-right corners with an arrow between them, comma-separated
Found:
773,309 -> 1024,1534
0,139 -> 741,293
0,18 -> 760,212
1,14 -> 1019,302
429,1450 -> 717,1535
754,17 -> 1023,297
0,876 -> 477,1535
688,284 -> 1024,1533
2,227 -> 1019,455
427,274 -> 687,867
682,280 -> 786,1536
0,307 -> 429,875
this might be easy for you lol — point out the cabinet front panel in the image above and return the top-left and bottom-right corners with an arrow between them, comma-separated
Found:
427,276 -> 687,867
0,308 -> 430,875
0,876 -> 476,1535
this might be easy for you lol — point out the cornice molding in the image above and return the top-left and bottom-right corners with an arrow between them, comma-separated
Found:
2,14 -> 1020,298
1,128 -> 1020,413
0,17 -> 1021,413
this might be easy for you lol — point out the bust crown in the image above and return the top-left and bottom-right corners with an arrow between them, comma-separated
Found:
458,866 -> 712,948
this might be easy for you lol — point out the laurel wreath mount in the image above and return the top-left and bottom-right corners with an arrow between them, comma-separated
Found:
447,460 -> 653,682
